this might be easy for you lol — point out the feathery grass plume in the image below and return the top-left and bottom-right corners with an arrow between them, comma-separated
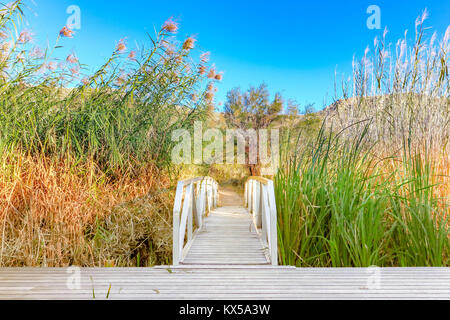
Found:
0,40 -> 11,51
66,53 -> 78,64
183,36 -> 196,50
162,17 -> 178,33
30,46 -> 44,58
205,91 -> 214,102
200,51 -> 210,63
116,38 -> 127,52
70,66 -> 79,76
59,26 -> 74,38
207,68 -> 215,79
198,65 -> 206,75
175,54 -> 183,64
81,77 -> 90,85
17,29 -> 32,43
128,50 -> 136,60
327,11 -> 449,152
47,61 -> 57,71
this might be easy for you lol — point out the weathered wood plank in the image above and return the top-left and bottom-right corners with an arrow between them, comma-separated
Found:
1,267 -> 448,300
1,191 -> 448,300
181,206 -> 269,265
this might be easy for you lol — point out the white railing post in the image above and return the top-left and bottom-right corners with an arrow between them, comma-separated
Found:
251,180 -> 255,214
196,181 -> 201,225
260,184 -> 266,240
248,181 -> 251,211
267,180 -> 278,266
244,182 -> 247,207
208,179 -> 212,213
248,181 -> 250,208
172,176 -> 220,265
192,183 -> 201,229
202,180 -> 206,220
256,182 -> 263,228
208,179 -> 214,213
172,181 -> 184,265
178,183 -> 192,258
245,177 -> 278,266
251,181 -> 253,208
216,182 -> 219,208
187,183 -> 193,242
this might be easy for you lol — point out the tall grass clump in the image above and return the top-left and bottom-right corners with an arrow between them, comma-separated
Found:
387,142 -> 449,266
276,122 -> 448,267
328,9 -> 448,152
276,10 -> 449,267
276,123 -> 390,267
0,1 -> 221,266
0,1 -> 221,174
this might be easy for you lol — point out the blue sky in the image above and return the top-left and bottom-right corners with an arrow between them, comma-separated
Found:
20,0 -> 450,111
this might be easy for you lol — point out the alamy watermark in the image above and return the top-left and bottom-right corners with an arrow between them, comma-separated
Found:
66,5 -> 81,30
171,122 -> 279,175
366,265 -> 381,289
367,5 -> 381,30
66,266 -> 81,289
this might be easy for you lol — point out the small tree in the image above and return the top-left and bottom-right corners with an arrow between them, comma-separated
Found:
224,83 -> 284,176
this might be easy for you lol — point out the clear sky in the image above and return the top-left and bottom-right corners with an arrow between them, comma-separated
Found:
20,0 -> 450,111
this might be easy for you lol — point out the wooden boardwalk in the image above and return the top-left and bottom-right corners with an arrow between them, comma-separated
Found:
1,177 -> 449,300
182,207 -> 269,265
172,176 -> 277,266
1,267 -> 449,299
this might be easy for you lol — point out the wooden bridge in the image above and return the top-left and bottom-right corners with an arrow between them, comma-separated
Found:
173,176 -> 277,266
0,176 -> 449,299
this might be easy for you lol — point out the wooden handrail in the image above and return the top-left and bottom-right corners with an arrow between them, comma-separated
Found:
172,176 -> 219,265
244,176 -> 278,266
177,176 -> 207,185
246,176 -> 270,184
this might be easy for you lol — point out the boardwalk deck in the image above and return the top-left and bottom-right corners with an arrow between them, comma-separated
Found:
1,267 -> 449,299
1,180 -> 449,300
181,207 -> 269,265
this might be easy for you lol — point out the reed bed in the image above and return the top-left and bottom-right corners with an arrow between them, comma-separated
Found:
327,9 -> 449,150
276,11 -> 449,267
276,123 -> 448,267
0,152 -> 173,266
0,1 -> 220,267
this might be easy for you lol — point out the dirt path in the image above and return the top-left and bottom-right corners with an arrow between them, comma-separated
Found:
218,186 -> 244,207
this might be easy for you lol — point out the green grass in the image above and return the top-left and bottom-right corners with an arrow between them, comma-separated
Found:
275,122 -> 449,267
274,11 -> 449,268
0,1 -> 215,176
0,1 -> 215,267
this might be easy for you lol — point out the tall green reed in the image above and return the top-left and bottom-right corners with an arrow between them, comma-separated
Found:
276,121 -> 448,267
387,142 -> 449,266
275,9 -> 449,268
0,1 -> 219,176
330,9 -> 449,151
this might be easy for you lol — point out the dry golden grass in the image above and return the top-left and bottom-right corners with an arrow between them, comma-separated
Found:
368,145 -> 449,229
0,151 -> 173,267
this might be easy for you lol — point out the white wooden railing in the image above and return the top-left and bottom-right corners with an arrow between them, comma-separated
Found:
244,177 -> 278,266
172,176 -> 218,265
